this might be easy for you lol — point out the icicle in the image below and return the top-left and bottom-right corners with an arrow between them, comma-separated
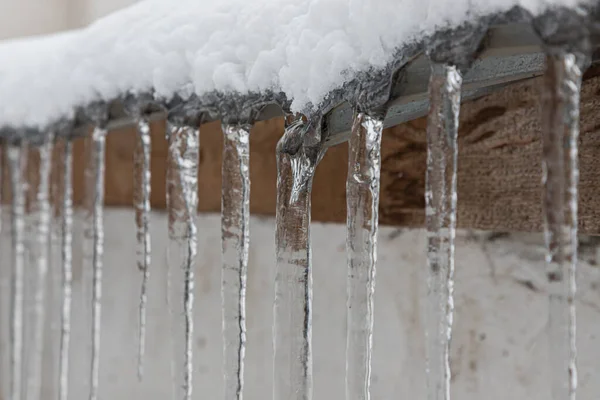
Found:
83,126 -> 107,400
166,122 -> 199,400
44,140 -> 64,400
134,117 -> 152,380
345,112 -> 383,400
7,143 -> 27,400
58,140 -> 73,400
273,115 -> 325,400
25,135 -> 54,400
541,52 -> 585,400
221,124 -> 250,400
424,63 -> 462,400
22,146 -> 39,400
0,148 -> 6,400
0,149 -> 2,235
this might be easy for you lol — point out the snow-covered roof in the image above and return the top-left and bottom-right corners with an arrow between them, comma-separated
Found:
0,0 -> 593,130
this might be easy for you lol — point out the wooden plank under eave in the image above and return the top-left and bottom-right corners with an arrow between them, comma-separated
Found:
380,70 -> 600,234
6,70 -> 600,234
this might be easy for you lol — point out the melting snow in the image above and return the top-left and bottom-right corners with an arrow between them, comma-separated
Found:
0,0 -> 591,128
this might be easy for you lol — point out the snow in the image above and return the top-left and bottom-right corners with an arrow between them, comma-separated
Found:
0,0 -> 591,129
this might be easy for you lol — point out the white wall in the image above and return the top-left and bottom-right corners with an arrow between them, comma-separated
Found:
2,210 -> 598,399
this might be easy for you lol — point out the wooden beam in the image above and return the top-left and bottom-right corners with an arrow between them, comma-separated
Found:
4,69 -> 600,234
382,67 -> 600,233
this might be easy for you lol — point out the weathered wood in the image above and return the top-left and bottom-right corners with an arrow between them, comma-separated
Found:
66,118 -> 348,225
4,70 -> 600,234
380,67 -> 600,233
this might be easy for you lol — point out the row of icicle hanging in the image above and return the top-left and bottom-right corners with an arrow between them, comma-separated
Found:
0,11 -> 595,400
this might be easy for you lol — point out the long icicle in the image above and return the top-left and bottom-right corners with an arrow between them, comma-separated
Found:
45,140 -> 64,400
25,135 -> 54,400
134,118 -> 152,380
424,63 -> 462,400
221,124 -> 250,400
541,52 -> 584,400
8,143 -> 27,400
85,127 -> 107,400
0,147 -> 5,399
345,112 -> 383,400
0,147 -> 2,235
166,123 -> 199,400
58,140 -> 73,400
273,116 -> 325,400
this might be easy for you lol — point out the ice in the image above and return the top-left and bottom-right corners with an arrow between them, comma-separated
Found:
166,122 -> 199,400
273,115 -> 325,400
424,63 -> 462,400
133,118 -> 152,380
83,127 -> 107,400
0,151 -> 6,400
221,124 -> 251,400
345,112 -> 383,400
44,139 -> 66,400
0,0 -> 592,128
24,135 -> 53,400
7,143 -> 27,400
56,140 -> 74,400
540,52 -> 584,400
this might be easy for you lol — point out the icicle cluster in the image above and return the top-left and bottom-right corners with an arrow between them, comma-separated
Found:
0,11 -> 595,400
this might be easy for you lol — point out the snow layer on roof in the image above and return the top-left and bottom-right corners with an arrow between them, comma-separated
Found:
0,0 -> 591,128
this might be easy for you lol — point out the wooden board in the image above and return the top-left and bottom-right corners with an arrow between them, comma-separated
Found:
4,68 -> 600,234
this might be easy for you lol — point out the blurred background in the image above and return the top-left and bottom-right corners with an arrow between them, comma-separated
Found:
0,0 -> 137,40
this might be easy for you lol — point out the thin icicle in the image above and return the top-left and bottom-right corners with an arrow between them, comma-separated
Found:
221,124 -> 250,400
541,52 -> 584,400
84,127 -> 107,400
45,140 -> 65,400
25,135 -> 54,400
345,112 -> 383,400
8,143 -> 26,400
0,149 -> 6,400
0,150 -> 2,235
58,140 -> 73,400
166,122 -> 199,400
424,63 -> 462,400
273,116 -> 325,400
134,118 -> 152,380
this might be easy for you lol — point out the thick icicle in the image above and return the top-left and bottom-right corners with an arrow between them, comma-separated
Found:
7,143 -> 27,400
273,116 -> 325,400
541,52 -> 584,400
424,63 -> 462,400
84,127 -> 107,400
345,112 -> 383,400
166,123 -> 199,400
58,140 -> 73,400
25,136 -> 54,400
221,124 -> 250,400
134,118 -> 152,380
